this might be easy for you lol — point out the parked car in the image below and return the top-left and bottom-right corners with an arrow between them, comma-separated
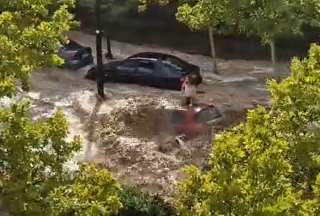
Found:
85,52 -> 202,90
58,40 -> 94,70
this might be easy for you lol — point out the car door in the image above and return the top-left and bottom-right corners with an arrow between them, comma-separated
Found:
135,60 -> 156,86
114,59 -> 140,83
156,61 -> 183,90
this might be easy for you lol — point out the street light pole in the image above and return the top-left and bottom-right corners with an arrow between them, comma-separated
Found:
95,0 -> 105,99
105,35 -> 113,59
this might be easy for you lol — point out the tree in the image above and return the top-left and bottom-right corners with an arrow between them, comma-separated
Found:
118,186 -> 176,216
48,164 -> 177,216
175,44 -> 320,215
237,0 -> 320,68
175,0 -> 237,73
0,103 -> 81,215
0,0 -> 76,96
302,175 -> 320,215
0,1 -> 172,215
138,0 -> 169,12
0,0 -> 81,215
139,0 -> 237,74
49,164 -> 122,216
78,0 -> 138,23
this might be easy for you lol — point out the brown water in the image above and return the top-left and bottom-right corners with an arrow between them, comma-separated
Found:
22,30 -> 289,196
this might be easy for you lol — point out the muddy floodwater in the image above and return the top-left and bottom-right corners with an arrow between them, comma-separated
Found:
17,30 -> 290,197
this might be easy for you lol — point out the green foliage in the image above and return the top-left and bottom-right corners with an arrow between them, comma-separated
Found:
175,0 -> 237,33
49,172 -> 176,216
0,1 -> 82,215
78,0 -> 113,9
79,0 -> 138,21
139,0 -> 320,64
268,44 -> 320,187
138,0 -> 169,12
139,0 -> 237,33
175,44 -> 320,215
139,0 -> 236,73
49,164 -> 122,216
237,0 -> 320,43
301,174 -> 320,215
118,186 -> 176,216
0,0 -> 76,97
0,102 -> 81,215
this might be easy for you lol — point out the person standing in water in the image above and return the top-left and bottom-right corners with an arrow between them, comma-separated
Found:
182,72 -> 199,106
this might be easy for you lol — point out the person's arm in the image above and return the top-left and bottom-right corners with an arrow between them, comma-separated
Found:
181,80 -> 186,92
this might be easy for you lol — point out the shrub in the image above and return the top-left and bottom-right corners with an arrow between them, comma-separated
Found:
175,44 -> 320,215
118,186 -> 176,216
48,164 -> 122,216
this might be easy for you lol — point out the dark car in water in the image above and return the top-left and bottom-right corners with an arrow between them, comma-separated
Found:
85,52 -> 202,90
58,40 -> 94,70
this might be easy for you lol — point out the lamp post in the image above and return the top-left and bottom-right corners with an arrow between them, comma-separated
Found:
105,35 -> 113,59
95,0 -> 104,99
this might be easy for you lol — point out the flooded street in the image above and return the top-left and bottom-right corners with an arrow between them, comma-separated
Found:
24,31 -> 290,196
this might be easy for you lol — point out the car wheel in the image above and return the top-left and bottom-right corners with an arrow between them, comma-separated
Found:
103,70 -> 113,82
85,67 -> 97,80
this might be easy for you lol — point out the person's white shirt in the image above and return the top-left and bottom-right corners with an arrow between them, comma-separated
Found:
184,83 -> 196,97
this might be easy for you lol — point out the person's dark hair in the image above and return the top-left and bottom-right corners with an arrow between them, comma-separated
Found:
189,71 -> 202,86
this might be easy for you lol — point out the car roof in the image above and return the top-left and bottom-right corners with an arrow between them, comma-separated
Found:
63,39 -> 88,50
127,57 -> 159,62
128,52 -> 188,62
128,52 -> 195,70
128,52 -> 165,59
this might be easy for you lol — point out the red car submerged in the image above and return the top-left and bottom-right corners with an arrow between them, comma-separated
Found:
165,104 -> 222,139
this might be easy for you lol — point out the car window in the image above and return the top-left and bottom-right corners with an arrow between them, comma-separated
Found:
163,62 -> 182,73
195,107 -> 221,124
128,52 -> 160,60
117,59 -> 140,70
163,56 -> 187,70
60,50 -> 77,59
158,62 -> 182,78
136,60 -> 155,74
80,52 -> 90,59
122,59 -> 139,67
